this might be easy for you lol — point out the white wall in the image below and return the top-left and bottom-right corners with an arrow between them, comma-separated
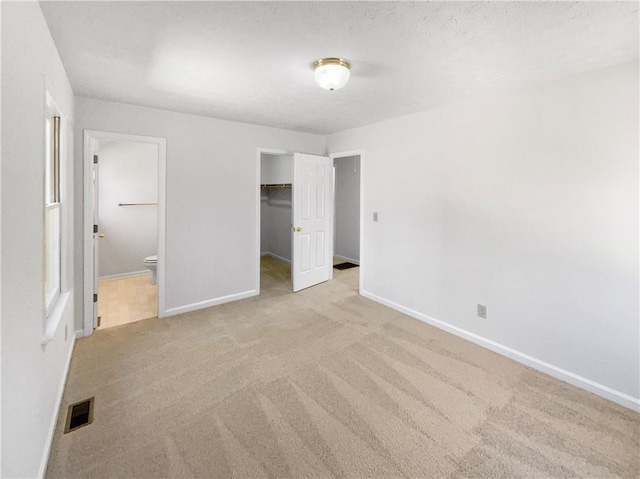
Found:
334,155 -> 360,263
261,154 -> 292,184
1,2 -> 76,476
326,62 -> 639,409
261,155 -> 293,263
260,194 -> 269,254
261,189 -> 293,263
98,140 -> 158,278
74,97 -> 324,319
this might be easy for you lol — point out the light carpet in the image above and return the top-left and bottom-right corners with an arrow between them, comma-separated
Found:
47,257 -> 639,478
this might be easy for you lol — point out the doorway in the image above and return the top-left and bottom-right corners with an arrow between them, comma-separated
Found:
83,131 -> 167,336
330,150 -> 364,293
259,151 -> 293,294
256,149 -> 334,294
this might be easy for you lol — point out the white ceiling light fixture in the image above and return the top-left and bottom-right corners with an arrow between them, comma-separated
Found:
313,58 -> 350,91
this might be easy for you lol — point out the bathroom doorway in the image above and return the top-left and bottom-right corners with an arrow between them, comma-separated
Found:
83,131 -> 167,336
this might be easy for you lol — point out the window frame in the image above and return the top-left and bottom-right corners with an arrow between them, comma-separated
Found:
44,93 -> 63,318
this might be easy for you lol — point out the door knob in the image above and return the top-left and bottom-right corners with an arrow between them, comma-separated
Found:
98,233 -> 105,238
294,227 -> 302,232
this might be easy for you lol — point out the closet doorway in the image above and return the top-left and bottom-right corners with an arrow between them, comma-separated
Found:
259,152 -> 294,294
257,149 -> 334,294
331,151 -> 363,293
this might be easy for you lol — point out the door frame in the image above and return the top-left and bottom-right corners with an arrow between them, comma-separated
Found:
255,148 -> 294,295
329,149 -> 364,294
83,130 -> 167,336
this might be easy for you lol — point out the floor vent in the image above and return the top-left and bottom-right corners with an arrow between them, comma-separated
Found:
334,262 -> 359,270
64,397 -> 94,434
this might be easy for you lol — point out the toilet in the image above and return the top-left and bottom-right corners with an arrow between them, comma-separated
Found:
143,255 -> 157,285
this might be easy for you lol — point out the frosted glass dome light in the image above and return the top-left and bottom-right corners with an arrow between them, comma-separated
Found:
313,58 -> 350,91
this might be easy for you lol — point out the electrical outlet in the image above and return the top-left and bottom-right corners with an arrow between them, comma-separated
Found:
477,304 -> 487,319
373,212 -> 378,222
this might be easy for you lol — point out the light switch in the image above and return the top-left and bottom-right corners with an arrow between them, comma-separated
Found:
373,212 -> 378,222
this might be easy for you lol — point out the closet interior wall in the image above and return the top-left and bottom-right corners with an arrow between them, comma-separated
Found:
261,154 -> 293,264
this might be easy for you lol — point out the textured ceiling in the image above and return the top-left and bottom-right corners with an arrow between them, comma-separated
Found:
40,1 -> 638,134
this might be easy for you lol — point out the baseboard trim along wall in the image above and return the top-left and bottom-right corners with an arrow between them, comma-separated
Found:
98,270 -> 151,282
163,289 -> 258,317
334,254 -> 359,265
38,333 -> 77,479
260,252 -> 291,264
361,290 -> 640,412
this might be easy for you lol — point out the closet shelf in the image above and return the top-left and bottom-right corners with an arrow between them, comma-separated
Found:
260,184 -> 291,189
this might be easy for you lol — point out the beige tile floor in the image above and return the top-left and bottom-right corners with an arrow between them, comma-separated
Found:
97,274 -> 157,329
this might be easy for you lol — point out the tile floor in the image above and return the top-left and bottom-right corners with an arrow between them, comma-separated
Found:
97,274 -> 157,329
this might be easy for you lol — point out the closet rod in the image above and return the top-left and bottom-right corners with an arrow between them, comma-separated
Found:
118,202 -> 158,206
260,184 -> 291,189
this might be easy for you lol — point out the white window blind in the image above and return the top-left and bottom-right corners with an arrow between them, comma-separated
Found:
45,114 -> 61,314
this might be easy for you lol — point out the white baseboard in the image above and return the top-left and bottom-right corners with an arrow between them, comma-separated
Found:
163,289 -> 258,317
99,270 -> 150,282
334,254 -> 359,265
361,290 -> 640,412
266,199 -> 292,207
38,332 -> 76,478
261,252 -> 291,264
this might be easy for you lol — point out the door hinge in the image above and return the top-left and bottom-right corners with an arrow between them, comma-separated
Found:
93,293 -> 98,303
93,155 -> 98,164
93,224 -> 98,234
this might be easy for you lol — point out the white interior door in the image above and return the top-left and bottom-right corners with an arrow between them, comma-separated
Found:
92,153 -> 100,329
292,153 -> 333,292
